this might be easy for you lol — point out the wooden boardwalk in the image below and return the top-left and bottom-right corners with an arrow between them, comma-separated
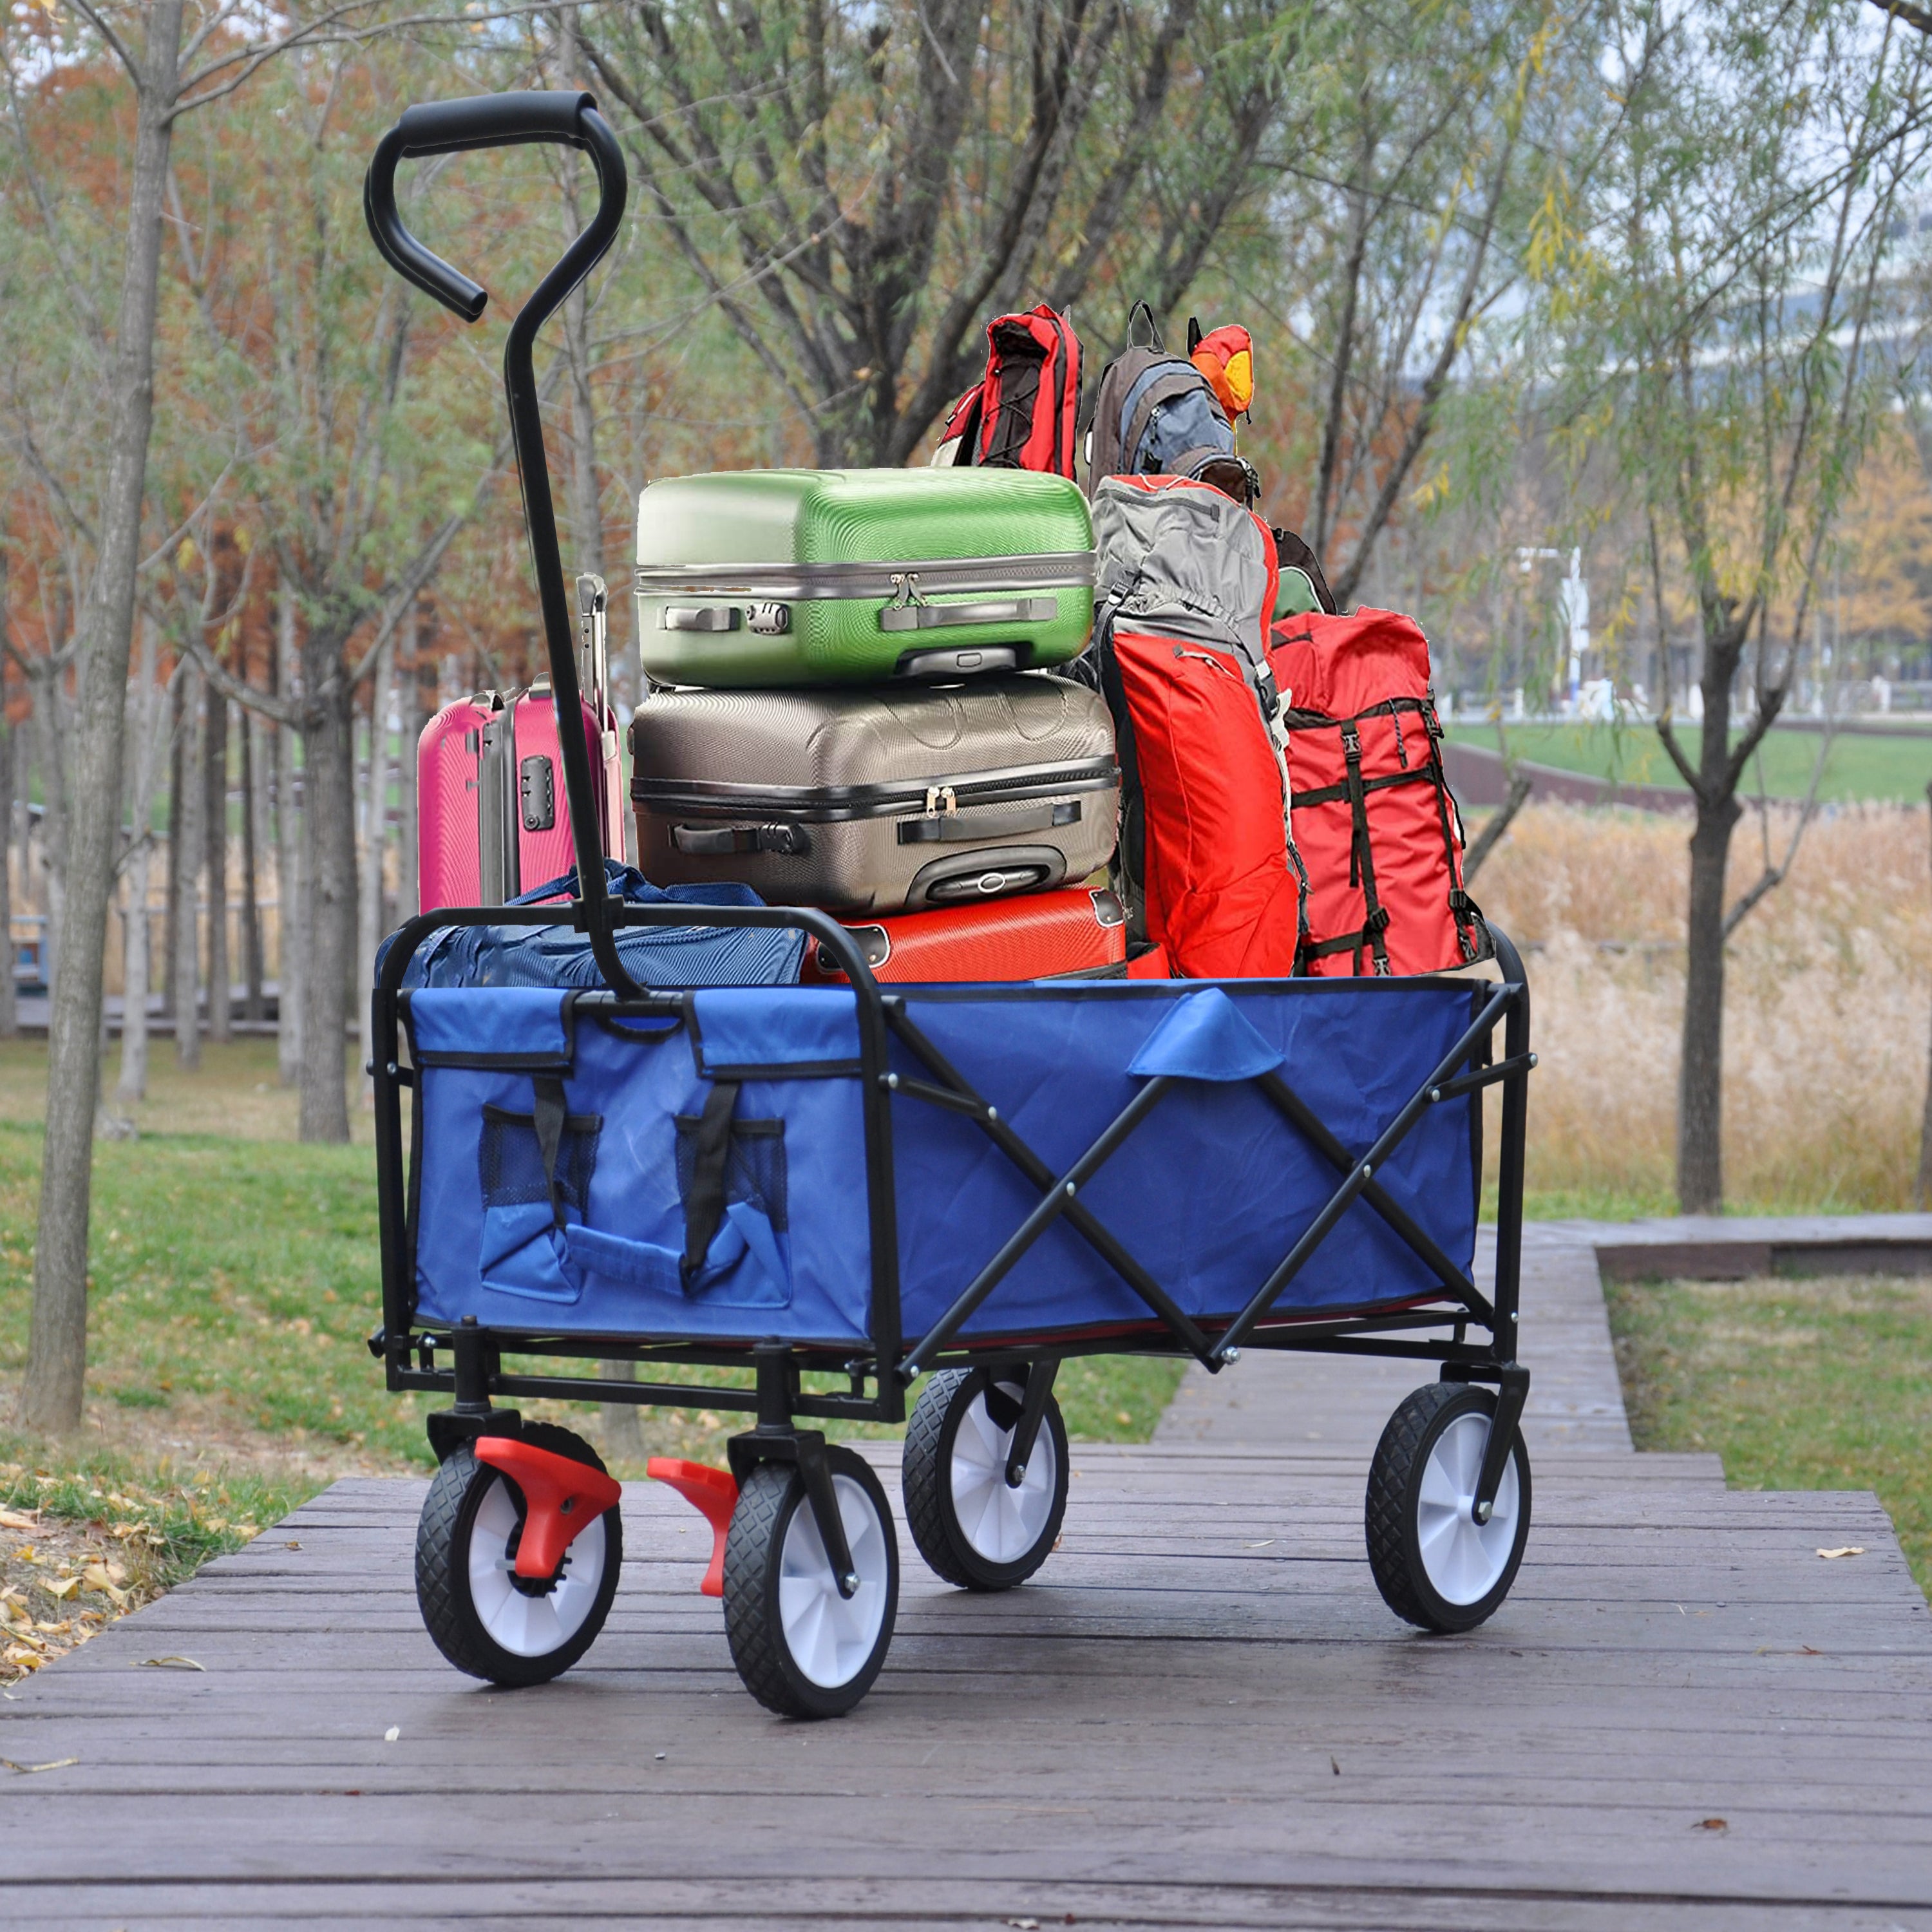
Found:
5,1222 -> 1931,1929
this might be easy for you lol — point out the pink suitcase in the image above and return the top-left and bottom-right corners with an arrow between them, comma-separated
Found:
417,577 -> 625,913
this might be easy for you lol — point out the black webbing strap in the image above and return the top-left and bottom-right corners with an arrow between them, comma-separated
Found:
1419,699 -> 1479,962
681,1079 -> 742,1284
1293,766 -> 1437,810
1339,721 -> 1391,976
531,1075 -> 569,1228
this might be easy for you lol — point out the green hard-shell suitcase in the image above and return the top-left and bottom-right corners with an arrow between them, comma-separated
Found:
633,468 -> 1095,687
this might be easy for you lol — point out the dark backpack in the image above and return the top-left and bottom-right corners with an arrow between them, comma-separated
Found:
1084,303 -> 1255,506
933,305 -> 1082,477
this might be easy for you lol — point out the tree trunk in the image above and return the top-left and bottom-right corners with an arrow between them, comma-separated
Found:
204,685 -> 229,1045
356,639 -> 393,1080
172,669 -> 203,1070
0,716 -> 15,1041
241,707 -> 263,1022
31,673 -> 70,1007
399,605 -> 423,922
1917,782 -> 1932,1210
273,582 -> 304,1086
1676,793 -> 1738,1213
117,614 -> 163,1103
164,672 -> 181,1017
298,676 -> 354,1143
23,0 -> 185,1435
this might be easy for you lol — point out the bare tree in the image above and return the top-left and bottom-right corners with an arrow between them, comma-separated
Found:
1568,0 -> 1929,1212
583,0 -> 1282,466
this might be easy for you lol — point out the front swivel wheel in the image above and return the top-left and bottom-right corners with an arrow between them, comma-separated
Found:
415,1422 -> 621,1687
723,1445 -> 898,1719
1366,1381 -> 1531,1633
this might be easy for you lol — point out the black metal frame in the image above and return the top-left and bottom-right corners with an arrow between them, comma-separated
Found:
363,91 -> 1536,1523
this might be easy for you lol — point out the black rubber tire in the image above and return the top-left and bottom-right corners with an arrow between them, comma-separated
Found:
903,1367 -> 1070,1591
415,1422 -> 622,1687
1365,1381 -> 1531,1634
723,1446 -> 897,1719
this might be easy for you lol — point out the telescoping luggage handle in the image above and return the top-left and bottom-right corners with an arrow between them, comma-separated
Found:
364,90 -> 643,996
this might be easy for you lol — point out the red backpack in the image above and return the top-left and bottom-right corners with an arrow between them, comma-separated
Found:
1086,475 -> 1306,978
933,306 -> 1081,477
1268,609 -> 1482,976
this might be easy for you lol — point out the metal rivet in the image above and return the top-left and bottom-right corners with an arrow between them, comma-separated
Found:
1224,1347 -> 1242,1363
885,1072 -> 899,1090
986,1106 -> 998,1121
1064,1180 -> 1077,1197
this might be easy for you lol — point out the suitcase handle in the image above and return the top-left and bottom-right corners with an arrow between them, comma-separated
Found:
878,595 -> 1057,633
365,92 -> 639,996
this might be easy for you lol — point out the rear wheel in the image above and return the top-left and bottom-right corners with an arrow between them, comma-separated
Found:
723,1446 -> 897,1719
904,1367 -> 1069,1591
415,1423 -> 621,1687
1365,1382 -> 1530,1634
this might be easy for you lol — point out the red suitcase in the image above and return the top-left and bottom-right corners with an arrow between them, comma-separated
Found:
416,577 -> 625,913
800,886 -> 1127,985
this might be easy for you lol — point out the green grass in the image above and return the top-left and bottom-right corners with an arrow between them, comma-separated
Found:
1448,719 -> 1932,802
1606,1272 -> 1932,1597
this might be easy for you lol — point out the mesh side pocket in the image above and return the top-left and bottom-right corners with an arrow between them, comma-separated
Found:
674,1114 -> 787,1232
480,1104 -> 600,1217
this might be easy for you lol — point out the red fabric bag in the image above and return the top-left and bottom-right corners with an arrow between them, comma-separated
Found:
934,307 -> 1081,477
1267,608 -> 1482,976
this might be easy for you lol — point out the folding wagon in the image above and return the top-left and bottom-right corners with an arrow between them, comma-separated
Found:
364,91 -> 1540,1719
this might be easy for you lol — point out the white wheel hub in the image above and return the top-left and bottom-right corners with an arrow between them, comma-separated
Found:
1416,1410 -> 1520,1605
466,1473 -> 608,1658
777,1473 -> 891,1689
950,1380 -> 1057,1566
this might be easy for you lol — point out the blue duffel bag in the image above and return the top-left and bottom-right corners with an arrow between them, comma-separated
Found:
378,861 -> 806,991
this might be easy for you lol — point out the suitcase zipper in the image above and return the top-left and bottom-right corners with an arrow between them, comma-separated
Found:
632,551 -> 1094,601
630,757 -> 1117,822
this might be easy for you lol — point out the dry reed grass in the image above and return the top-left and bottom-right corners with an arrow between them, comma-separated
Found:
1470,801 -> 1931,1212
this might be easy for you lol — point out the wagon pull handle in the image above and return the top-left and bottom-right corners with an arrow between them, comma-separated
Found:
363,91 -> 643,999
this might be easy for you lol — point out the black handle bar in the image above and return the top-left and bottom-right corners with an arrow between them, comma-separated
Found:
363,91 -> 641,997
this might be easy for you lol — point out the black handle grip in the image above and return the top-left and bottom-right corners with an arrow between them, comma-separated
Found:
363,90 -> 600,321
363,88 -> 638,998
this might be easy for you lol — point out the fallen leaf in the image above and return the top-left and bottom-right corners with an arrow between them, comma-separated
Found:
383,1725 -> 400,1743
1,1756 -> 77,1774
283,1540 -> 301,1551
11,1546 -> 37,1566
1693,1817 -> 1727,1832
136,1656 -> 205,1671
43,1575 -> 79,1602
1816,1546 -> 1866,1560
0,1510 -> 39,1532
1244,1539 -> 1275,1549
80,1563 -> 128,1607
1330,1755 -> 1341,1776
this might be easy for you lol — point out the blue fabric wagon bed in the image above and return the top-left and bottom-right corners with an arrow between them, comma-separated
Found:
406,978 -> 1484,1351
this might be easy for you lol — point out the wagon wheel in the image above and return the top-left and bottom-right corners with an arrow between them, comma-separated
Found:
903,1367 -> 1070,1591
1365,1382 -> 1531,1633
723,1445 -> 898,1719
415,1422 -> 621,1687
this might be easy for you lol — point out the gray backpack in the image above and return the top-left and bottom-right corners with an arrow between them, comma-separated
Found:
1083,302 -> 1256,506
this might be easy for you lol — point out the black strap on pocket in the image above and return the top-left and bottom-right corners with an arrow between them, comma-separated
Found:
681,1079 -> 742,1285
532,1075 -> 569,1227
